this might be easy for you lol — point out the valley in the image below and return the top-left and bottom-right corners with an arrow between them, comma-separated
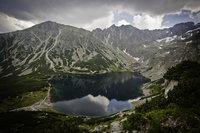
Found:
0,21 -> 200,133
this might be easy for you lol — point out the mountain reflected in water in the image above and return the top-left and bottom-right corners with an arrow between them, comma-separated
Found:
50,72 -> 149,116
53,94 -> 132,116
50,72 -> 150,101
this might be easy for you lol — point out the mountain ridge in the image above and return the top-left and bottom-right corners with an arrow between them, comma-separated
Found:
93,21 -> 200,80
0,21 -> 139,78
0,21 -> 200,133
0,21 -> 199,80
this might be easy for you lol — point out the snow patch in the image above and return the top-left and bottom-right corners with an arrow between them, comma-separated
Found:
123,49 -> 132,57
180,36 -> 186,40
156,35 -> 177,43
133,57 -> 140,61
186,40 -> 193,44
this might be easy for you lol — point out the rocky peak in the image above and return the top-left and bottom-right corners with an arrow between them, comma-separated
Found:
195,23 -> 200,28
0,21 -> 139,78
170,22 -> 195,35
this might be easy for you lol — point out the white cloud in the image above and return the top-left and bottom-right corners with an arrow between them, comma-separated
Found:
132,14 -> 164,30
0,13 -> 35,33
0,0 -> 200,32
83,12 -> 114,30
116,19 -> 130,26
53,94 -> 132,116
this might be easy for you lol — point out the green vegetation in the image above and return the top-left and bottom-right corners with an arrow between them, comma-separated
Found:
85,116 -> 117,127
73,54 -> 123,72
163,61 -> 200,81
0,74 -> 49,112
148,84 -> 163,95
0,111 -> 121,133
0,88 -> 48,112
123,113 -> 148,131
29,55 -> 55,75
0,111 -> 89,133
0,74 -> 48,99
1,61 -> 200,132
74,54 -> 110,71
140,78 -> 164,100
123,61 -> 200,132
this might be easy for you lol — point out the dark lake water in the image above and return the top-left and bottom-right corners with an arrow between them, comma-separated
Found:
49,72 -> 149,116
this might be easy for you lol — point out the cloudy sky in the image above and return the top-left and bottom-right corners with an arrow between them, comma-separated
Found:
0,0 -> 200,33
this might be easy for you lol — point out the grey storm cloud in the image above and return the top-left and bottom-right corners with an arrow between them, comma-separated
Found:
0,0 -> 200,32
0,0 -> 111,24
1,0 -> 200,20
162,10 -> 200,27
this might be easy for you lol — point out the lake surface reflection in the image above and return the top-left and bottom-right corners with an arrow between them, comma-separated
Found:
50,72 -> 149,116
53,94 -> 132,116
50,72 -> 149,101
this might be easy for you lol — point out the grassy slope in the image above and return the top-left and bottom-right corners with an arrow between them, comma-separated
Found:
123,61 -> 200,132
1,61 -> 200,133
0,111 -> 121,133
0,73 -> 49,112
0,111 -> 89,133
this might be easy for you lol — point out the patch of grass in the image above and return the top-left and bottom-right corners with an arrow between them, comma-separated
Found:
0,111 -> 89,133
123,104 -> 200,132
144,104 -> 180,121
0,74 -> 48,100
148,84 -> 163,95
136,95 -> 169,113
123,113 -> 148,131
85,116 -> 117,127
163,61 -> 200,81
0,74 -> 49,112
123,61 -> 200,132
0,88 -> 48,112
73,54 -> 125,73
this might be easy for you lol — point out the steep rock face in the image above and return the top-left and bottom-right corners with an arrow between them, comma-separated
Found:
0,21 -> 138,78
164,80 -> 178,97
92,24 -> 172,70
142,25 -> 200,80
92,24 -> 170,54
0,21 -> 199,80
93,22 -> 200,80
169,22 -> 197,36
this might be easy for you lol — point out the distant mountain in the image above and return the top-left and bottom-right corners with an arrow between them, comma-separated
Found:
143,24 -> 200,79
92,24 -> 170,51
169,22 -> 196,35
0,21 -> 199,80
0,21 -> 138,78
93,22 -> 200,80
0,21 -> 200,133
